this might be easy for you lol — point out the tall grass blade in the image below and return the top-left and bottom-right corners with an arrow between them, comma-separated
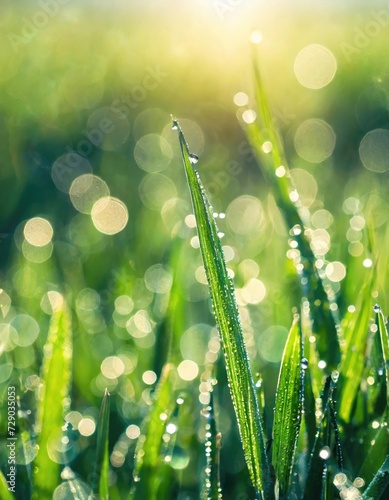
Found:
0,470 -> 15,500
376,307 -> 389,410
33,300 -> 72,499
93,388 -> 110,500
272,316 -> 303,498
173,118 -> 272,499
242,56 -> 340,370
362,455 -> 389,500
130,363 -> 176,500
338,279 -> 373,422
203,391 -> 222,500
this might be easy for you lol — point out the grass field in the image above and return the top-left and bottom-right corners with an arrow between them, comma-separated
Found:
0,2 -> 389,499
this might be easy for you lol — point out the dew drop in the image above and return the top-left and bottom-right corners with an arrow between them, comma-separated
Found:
189,153 -> 199,164
319,446 -> 331,460
331,370 -> 339,383
301,358 -> 308,370
373,304 -> 381,313
172,123 -> 178,131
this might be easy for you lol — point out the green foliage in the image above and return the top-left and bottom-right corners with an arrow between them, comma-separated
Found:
94,389 -> 111,500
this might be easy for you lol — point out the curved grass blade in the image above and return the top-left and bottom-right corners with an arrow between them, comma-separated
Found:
338,279 -> 373,423
93,388 -> 110,500
0,470 -> 15,500
173,119 -> 272,499
130,363 -> 176,500
376,307 -> 389,410
33,300 -> 72,499
203,391 -> 222,500
242,55 -> 340,371
362,455 -> 389,500
272,316 -> 303,498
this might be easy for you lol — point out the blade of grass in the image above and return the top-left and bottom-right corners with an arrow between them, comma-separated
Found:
203,391 -> 222,500
272,316 -> 303,498
33,300 -> 72,499
93,388 -> 110,500
54,468 -> 94,499
0,470 -> 15,500
130,363 -> 176,500
173,119 -> 272,499
362,455 -> 389,500
338,278 -> 373,423
377,307 -> 389,409
241,54 -> 341,371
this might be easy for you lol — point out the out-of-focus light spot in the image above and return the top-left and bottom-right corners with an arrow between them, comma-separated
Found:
87,107 -> 130,151
347,228 -> 362,242
294,44 -> 337,89
133,107 -> 170,140
190,236 -> 200,248
178,360 -> 199,381
367,376 -> 375,386
41,291 -> 64,315
319,446 -> 331,460
334,472 -> 348,487
250,31 -> 263,44
126,424 -> 140,439
24,217 -> 53,247
0,290 -> 11,318
144,264 -> 172,294
139,173 -> 177,211
222,246 -> 235,262
350,215 -> 365,230
101,356 -> 125,379
180,324 -> 212,364
195,266 -> 208,285
22,240 -> 53,264
76,288 -> 100,311
227,196 -> 264,235
166,423 -> 177,434
126,310 -> 152,338
65,411 -> 82,430
242,279 -> 266,304
294,119 -> 336,163
325,261 -> 346,282
238,259 -> 259,280
372,420 -> 380,429
359,128 -> 389,173
353,477 -> 365,488
348,242 -> 364,257
310,229 -> 331,255
199,392 -> 211,405
242,109 -> 257,124
142,370 -> 157,385
343,197 -> 362,215
290,168 -> 318,207
233,92 -> 249,106
363,258 -> 373,268
52,154 -> 92,193
69,174 -> 110,214
134,134 -> 173,173
262,141 -> 273,153
185,214 -> 196,228
78,417 -> 96,436
115,295 -> 134,315
10,314 -> 40,347
318,360 -> 327,369
275,165 -> 286,177
311,209 -> 333,229
91,197 -> 128,235
289,190 -> 299,203
258,326 -> 288,363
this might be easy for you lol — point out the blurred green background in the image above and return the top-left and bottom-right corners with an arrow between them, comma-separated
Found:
1,1 -> 389,498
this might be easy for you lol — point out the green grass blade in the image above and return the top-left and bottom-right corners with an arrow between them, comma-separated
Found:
362,455 -> 389,500
272,316 -> 303,498
54,468 -> 94,499
93,388 -> 110,500
33,301 -> 72,499
173,119 -> 272,499
242,56 -> 340,371
204,391 -> 222,500
338,279 -> 373,422
131,363 -> 176,500
377,308 -> 389,408
0,470 -> 15,500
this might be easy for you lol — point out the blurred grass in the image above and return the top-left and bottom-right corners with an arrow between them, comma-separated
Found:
0,1 -> 388,499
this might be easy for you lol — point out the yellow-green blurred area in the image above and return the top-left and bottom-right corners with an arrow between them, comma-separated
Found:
1,0 -> 389,497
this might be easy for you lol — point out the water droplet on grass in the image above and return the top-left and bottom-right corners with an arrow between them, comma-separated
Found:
301,358 -> 308,369
189,153 -> 199,164
172,122 -> 178,131
374,304 -> 381,313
